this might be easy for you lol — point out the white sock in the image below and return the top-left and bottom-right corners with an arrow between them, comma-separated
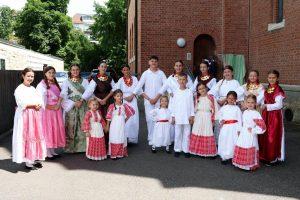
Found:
166,146 -> 170,151
50,148 -> 58,156
47,149 -> 53,157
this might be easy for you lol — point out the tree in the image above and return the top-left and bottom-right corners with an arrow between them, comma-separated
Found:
15,0 -> 72,56
91,0 -> 127,73
0,6 -> 14,40
41,0 -> 69,14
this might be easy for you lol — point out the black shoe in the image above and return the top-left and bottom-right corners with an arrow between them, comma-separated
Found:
53,154 -> 61,158
208,156 -> 217,160
174,152 -> 180,157
46,156 -> 56,160
184,153 -> 191,158
33,162 -> 43,168
166,149 -> 171,154
151,147 -> 157,153
25,165 -> 36,170
221,160 -> 228,165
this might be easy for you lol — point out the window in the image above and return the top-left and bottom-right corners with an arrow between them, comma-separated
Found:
0,59 -> 5,70
268,0 -> 285,31
277,0 -> 283,23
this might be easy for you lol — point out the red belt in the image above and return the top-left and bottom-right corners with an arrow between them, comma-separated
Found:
223,120 -> 238,124
157,120 -> 169,123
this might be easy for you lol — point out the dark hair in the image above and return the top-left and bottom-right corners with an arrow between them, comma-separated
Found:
227,91 -> 237,99
223,65 -> 234,72
68,64 -> 81,79
148,55 -> 159,61
21,68 -> 34,82
122,64 -> 130,70
267,70 -> 280,78
178,72 -> 188,78
113,89 -> 123,110
245,70 -> 260,90
196,82 -> 208,100
43,66 -> 61,91
173,60 -> 184,75
200,60 -> 210,68
245,94 -> 257,103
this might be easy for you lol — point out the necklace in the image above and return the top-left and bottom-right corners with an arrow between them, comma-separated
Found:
97,74 -> 108,81
123,76 -> 133,87
248,83 -> 259,91
200,75 -> 210,81
70,77 -> 80,83
267,85 -> 275,94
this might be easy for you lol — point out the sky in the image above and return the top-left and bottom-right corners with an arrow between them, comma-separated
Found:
0,0 -> 107,16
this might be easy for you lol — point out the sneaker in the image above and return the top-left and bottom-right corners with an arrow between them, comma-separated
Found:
151,146 -> 157,153
33,162 -> 43,168
165,146 -> 171,154
174,152 -> 180,157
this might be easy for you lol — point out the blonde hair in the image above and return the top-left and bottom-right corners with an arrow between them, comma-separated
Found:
87,97 -> 99,109
160,95 -> 169,107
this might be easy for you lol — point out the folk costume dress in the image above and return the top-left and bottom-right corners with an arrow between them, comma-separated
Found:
150,108 -> 172,148
238,83 -> 264,105
158,74 -> 193,142
133,69 -> 167,145
82,74 -> 115,117
259,83 -> 285,163
106,103 -> 135,159
12,84 -> 47,164
37,80 -> 66,149
233,110 -> 266,170
217,104 -> 242,161
61,78 -> 89,153
82,110 -> 107,160
113,76 -> 140,143
193,73 -> 217,92
190,95 -> 218,157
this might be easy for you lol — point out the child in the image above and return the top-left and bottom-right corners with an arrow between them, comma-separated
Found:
193,60 -> 217,92
259,70 -> 285,165
132,55 -> 167,145
171,73 -> 194,158
150,96 -> 172,153
82,98 -> 107,160
233,95 -> 266,170
190,83 -> 218,157
13,68 -> 46,170
37,66 -> 65,159
106,89 -> 135,159
217,91 -> 242,164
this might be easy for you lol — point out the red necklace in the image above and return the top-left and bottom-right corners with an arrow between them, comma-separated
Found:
123,76 -> 133,87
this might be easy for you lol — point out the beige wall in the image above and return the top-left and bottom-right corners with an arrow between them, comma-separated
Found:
0,42 -> 64,72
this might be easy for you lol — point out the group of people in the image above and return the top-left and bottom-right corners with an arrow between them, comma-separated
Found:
12,55 -> 285,172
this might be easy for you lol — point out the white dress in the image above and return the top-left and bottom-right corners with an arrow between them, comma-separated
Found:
217,104 -> 242,160
233,110 -> 266,170
12,84 -> 46,164
208,79 -> 242,103
193,76 -> 217,92
150,108 -> 172,147
113,76 -> 140,143
106,103 -> 135,158
238,83 -> 265,106
190,95 -> 218,157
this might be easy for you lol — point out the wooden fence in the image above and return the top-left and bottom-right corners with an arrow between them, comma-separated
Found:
0,70 -> 43,134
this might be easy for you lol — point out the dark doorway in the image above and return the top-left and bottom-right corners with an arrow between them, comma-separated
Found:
193,34 -> 217,78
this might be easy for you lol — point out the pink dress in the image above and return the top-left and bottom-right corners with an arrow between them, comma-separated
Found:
37,81 -> 65,148
12,84 -> 46,163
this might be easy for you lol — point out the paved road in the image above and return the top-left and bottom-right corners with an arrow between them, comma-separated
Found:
0,109 -> 299,200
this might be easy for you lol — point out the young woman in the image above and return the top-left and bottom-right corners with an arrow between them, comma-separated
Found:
37,66 -> 65,159
113,65 -> 140,144
259,70 -> 286,165
238,70 -> 264,110
193,60 -> 216,92
61,64 -> 89,153
13,68 -> 46,169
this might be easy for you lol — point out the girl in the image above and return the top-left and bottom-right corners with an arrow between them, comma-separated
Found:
82,98 -> 107,160
37,66 -> 65,159
193,60 -> 217,92
157,60 -> 193,143
61,64 -> 89,153
106,89 -> 135,159
259,70 -> 285,165
217,91 -> 242,164
190,83 -> 218,157
209,65 -> 242,107
150,96 -> 172,153
238,70 -> 264,110
113,65 -> 140,144
13,68 -> 46,169
233,95 -> 266,171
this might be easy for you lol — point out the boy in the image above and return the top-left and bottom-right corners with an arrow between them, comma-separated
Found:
171,73 -> 194,157
131,56 -> 167,145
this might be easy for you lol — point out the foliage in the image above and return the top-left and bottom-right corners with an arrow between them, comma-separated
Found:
0,6 -> 14,40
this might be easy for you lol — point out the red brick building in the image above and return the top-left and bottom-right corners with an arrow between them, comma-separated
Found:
127,0 -> 299,85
